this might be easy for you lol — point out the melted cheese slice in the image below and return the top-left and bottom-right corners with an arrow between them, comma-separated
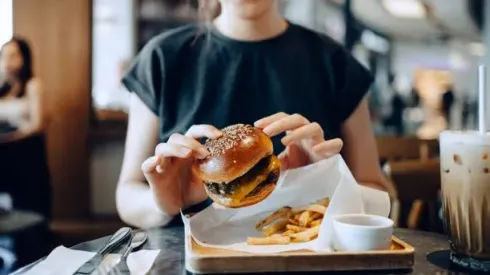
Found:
227,155 -> 281,204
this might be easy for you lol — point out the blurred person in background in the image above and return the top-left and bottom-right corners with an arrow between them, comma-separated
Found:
0,37 -> 51,219
116,0 -> 396,228
409,86 -> 420,108
441,85 -> 454,127
461,94 -> 470,130
389,92 -> 406,136
383,74 -> 406,136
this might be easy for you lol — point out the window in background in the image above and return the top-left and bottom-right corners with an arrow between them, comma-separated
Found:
92,0 -> 134,112
0,0 -> 13,46
91,0 -> 198,112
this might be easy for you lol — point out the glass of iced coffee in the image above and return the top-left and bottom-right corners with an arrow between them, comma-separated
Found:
440,131 -> 490,272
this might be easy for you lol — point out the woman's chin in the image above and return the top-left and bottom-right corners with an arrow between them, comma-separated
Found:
228,0 -> 275,19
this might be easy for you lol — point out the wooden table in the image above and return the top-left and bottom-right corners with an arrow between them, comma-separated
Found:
13,226 -> 472,274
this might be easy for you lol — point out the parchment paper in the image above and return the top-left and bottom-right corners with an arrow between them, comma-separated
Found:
183,154 -> 390,254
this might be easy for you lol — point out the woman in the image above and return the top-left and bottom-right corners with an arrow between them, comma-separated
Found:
0,37 -> 51,219
117,0 -> 395,228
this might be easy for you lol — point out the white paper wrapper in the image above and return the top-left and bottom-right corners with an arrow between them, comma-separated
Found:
183,154 -> 390,254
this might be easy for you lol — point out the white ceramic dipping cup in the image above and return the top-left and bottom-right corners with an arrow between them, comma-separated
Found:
332,214 -> 394,252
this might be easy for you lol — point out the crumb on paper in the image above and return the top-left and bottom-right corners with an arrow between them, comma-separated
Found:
484,168 -> 489,174
483,154 -> 488,160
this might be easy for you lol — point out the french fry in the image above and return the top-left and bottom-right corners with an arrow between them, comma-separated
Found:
316,197 -> 330,207
286,224 -> 307,233
291,207 -> 305,214
306,204 -> 327,215
310,212 -> 322,220
298,211 -> 322,227
309,218 -> 323,227
290,225 -> 320,242
299,211 -> 311,227
261,219 -> 289,237
294,213 -> 302,221
250,198 -> 329,245
292,198 -> 329,213
305,212 -> 322,225
256,207 -> 292,230
247,235 -> 291,245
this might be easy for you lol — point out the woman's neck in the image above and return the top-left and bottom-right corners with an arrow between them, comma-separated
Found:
214,10 -> 288,41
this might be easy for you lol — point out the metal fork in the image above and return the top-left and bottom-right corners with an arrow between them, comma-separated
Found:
108,231 -> 148,274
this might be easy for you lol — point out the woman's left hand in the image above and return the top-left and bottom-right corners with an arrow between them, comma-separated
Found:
255,113 -> 343,170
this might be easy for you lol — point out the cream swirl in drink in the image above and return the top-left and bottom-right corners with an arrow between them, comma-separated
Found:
440,131 -> 490,271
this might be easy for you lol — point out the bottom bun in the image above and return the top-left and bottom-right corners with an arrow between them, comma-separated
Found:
206,168 -> 279,208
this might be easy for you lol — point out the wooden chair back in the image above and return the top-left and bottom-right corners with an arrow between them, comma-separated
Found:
389,159 -> 440,201
376,136 -> 422,161
376,136 -> 439,161
419,139 -> 439,160
387,159 -> 441,232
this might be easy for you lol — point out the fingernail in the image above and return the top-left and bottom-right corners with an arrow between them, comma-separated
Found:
214,130 -> 223,137
281,136 -> 290,145
156,165 -> 163,173
254,120 -> 262,127
263,127 -> 274,136
181,148 -> 192,157
198,149 -> 210,159
155,155 -> 163,164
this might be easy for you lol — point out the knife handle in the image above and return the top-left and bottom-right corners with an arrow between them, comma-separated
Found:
99,227 -> 132,255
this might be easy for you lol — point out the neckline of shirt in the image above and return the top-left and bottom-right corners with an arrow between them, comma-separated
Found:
207,20 -> 296,50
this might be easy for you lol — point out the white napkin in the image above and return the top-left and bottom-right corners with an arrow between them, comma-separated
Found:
184,154 -> 391,254
23,246 -> 160,275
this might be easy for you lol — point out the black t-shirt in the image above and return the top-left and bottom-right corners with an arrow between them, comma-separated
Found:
122,22 -> 373,154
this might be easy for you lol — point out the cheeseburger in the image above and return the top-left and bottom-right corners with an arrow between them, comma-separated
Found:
198,124 -> 281,208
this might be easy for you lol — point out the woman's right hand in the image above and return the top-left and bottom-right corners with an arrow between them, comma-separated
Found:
141,125 -> 222,217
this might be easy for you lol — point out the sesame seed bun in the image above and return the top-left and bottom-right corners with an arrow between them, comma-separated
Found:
197,124 -> 280,208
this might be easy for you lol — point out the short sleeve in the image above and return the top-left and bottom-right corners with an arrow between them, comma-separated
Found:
122,41 -> 165,115
330,47 -> 374,123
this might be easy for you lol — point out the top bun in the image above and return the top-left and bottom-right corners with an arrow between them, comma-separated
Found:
198,124 -> 273,183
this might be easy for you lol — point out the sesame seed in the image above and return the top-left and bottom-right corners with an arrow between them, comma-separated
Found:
204,124 -> 255,157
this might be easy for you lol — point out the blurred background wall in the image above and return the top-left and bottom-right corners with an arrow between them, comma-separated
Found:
13,0 -> 92,219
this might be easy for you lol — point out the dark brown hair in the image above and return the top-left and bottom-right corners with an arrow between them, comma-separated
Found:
198,0 -> 221,22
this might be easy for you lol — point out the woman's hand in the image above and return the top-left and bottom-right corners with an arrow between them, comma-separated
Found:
141,125 -> 222,216
255,113 -> 343,170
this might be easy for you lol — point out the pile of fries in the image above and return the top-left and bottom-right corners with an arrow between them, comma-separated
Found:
247,197 -> 330,245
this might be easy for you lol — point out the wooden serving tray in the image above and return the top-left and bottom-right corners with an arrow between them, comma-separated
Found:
185,235 -> 415,274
